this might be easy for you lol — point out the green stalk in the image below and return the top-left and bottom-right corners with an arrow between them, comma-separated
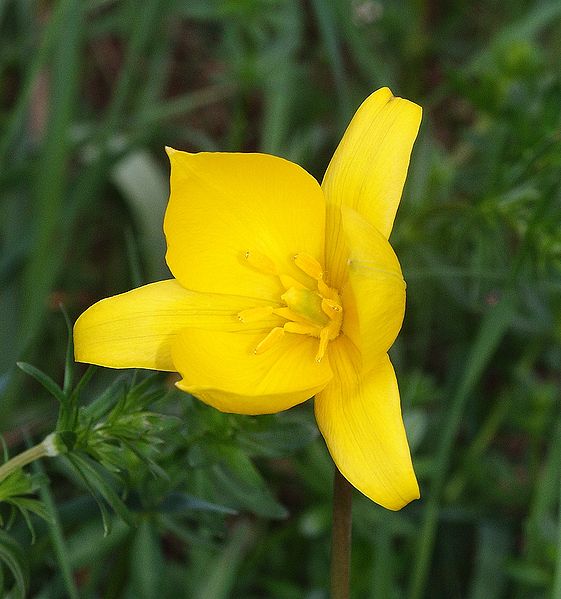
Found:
331,468 -> 353,599
0,433 -> 60,483
549,418 -> 561,599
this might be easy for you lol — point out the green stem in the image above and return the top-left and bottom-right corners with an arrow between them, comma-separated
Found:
331,467 -> 353,599
550,421 -> 561,599
0,433 -> 59,483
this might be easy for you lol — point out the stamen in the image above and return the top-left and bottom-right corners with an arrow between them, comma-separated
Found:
241,248 -> 343,361
254,327 -> 285,354
273,307 -> 312,324
294,253 -> 323,280
315,328 -> 331,362
284,322 -> 319,336
238,306 -> 274,323
317,278 -> 332,298
321,298 -> 342,319
244,250 -> 277,275
279,274 -> 306,291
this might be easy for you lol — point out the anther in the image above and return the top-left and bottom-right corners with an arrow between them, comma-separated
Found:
254,327 -> 285,354
242,248 -> 343,361
279,274 -> 306,291
315,328 -> 331,362
244,250 -> 277,275
238,306 -> 275,323
317,279 -> 332,298
293,253 -> 324,281
321,298 -> 342,319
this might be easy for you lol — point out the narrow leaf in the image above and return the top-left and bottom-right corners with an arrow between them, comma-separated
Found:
60,304 -> 74,395
16,362 -> 65,404
0,529 -> 29,599
68,452 -> 135,528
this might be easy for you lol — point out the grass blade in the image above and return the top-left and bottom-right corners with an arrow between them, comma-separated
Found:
409,293 -> 517,599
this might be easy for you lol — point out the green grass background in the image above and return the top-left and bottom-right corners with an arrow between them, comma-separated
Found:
1,0 -> 561,597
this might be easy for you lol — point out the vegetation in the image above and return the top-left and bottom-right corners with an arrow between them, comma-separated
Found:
1,0 -> 561,597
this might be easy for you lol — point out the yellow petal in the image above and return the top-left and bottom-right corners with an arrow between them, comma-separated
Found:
172,328 -> 332,415
322,88 -> 421,286
340,207 -> 406,369
164,150 -> 325,301
315,337 -> 418,509
74,280 -> 277,371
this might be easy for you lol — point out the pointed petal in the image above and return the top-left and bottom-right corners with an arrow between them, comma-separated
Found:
323,88 -> 421,285
164,150 -> 325,301
172,328 -> 332,415
74,280 -> 276,371
323,87 -> 421,236
315,337 -> 418,509
340,207 -> 406,369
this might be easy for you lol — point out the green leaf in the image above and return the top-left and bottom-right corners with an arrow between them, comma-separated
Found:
14,506 -> 37,545
63,518 -> 129,570
82,375 -> 128,421
13,497 -> 51,523
68,452 -> 136,529
0,436 -> 8,464
66,455 -> 114,536
0,470 -> 33,502
60,365 -> 97,432
60,304 -> 74,395
16,361 -> 65,404
128,518 -> 164,599
32,443 -> 80,599
197,521 -> 255,599
235,411 -> 318,458
468,521 -> 512,599
409,294 -> 518,599
69,364 -> 96,403
159,493 -> 238,516
210,446 -> 288,520
0,529 -> 29,599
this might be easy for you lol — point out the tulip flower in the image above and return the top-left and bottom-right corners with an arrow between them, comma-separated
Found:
74,87 -> 421,509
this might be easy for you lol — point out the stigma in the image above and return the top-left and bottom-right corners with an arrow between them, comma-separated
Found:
240,251 -> 343,362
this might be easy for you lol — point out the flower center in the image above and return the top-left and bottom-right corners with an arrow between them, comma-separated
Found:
238,251 -> 343,362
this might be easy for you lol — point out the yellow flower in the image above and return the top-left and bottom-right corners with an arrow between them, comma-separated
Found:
74,87 -> 421,509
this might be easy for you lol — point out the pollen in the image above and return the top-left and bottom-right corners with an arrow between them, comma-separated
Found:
238,250 -> 343,362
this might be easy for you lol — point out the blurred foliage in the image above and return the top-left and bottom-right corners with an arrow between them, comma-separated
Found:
1,0 -> 561,597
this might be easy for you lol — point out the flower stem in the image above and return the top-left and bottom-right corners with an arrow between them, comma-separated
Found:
0,433 -> 60,483
331,467 -> 353,599
550,418 -> 561,599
